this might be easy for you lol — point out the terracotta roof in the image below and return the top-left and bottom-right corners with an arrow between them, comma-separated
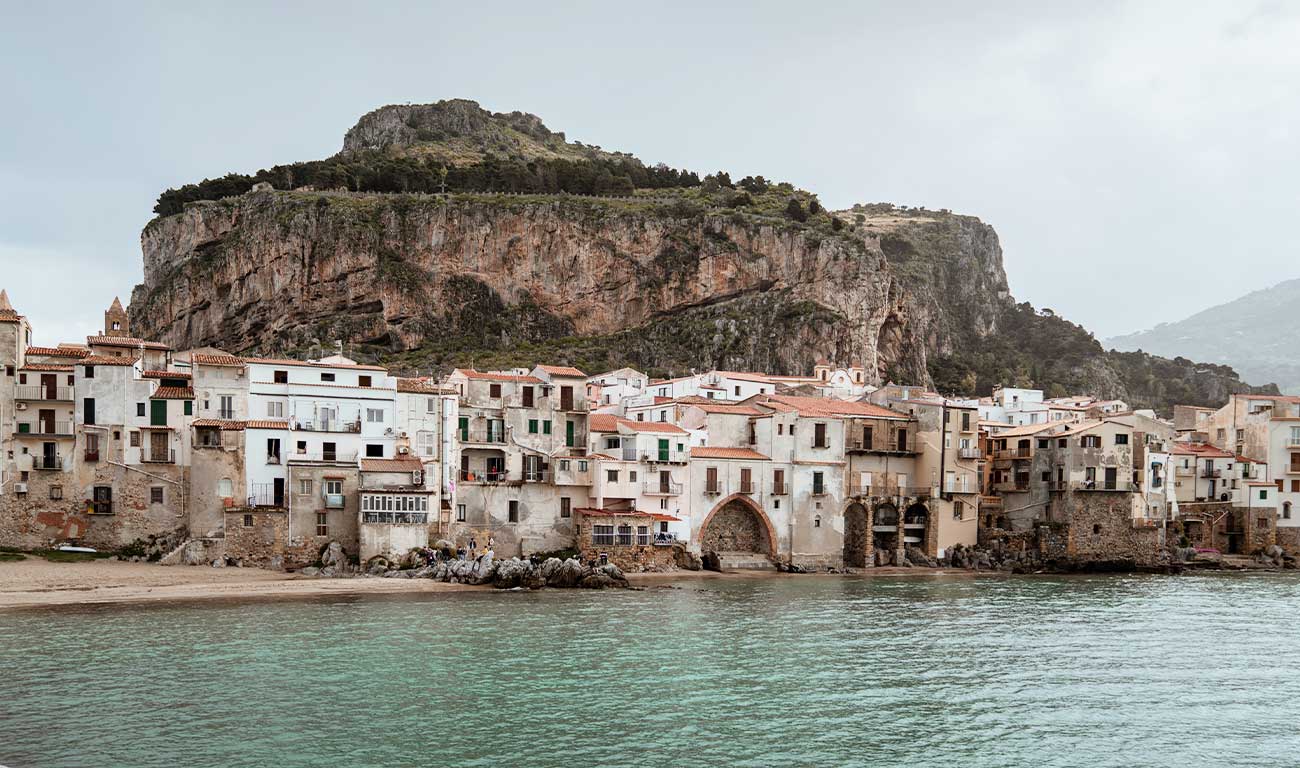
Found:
192,353 -> 245,367
759,394 -> 908,419
1171,442 -> 1235,458
713,371 -> 775,384
150,386 -> 195,400
87,335 -> 169,350
994,422 -> 1060,438
191,419 -> 246,430
360,458 -> 424,473
25,346 -> 89,358
1246,481 -> 1277,487
619,420 -> 687,434
574,507 -> 653,518
20,363 -> 73,372
688,402 -> 765,416
589,414 -> 621,433
245,357 -> 387,372
80,355 -> 138,366
452,368 -> 542,383
396,377 -> 448,394
246,419 -> 289,429
691,446 -> 770,460
142,370 -> 191,380
649,513 -> 682,523
536,364 -> 587,378
0,309 -> 23,323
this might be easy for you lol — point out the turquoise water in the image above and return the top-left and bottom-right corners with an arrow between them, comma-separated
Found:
3,573 -> 1300,767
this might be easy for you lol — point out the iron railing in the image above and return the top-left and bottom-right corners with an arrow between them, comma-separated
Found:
32,455 -> 64,470
642,480 -> 683,495
363,510 -> 429,524
15,385 -> 73,401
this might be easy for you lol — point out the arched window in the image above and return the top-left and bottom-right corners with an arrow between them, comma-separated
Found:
814,515 -> 822,528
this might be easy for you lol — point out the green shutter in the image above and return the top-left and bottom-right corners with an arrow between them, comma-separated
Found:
658,438 -> 669,462
543,420 -> 552,435
150,399 -> 167,426
459,417 -> 468,441
528,419 -> 538,434
566,420 -> 575,447
183,401 -> 192,416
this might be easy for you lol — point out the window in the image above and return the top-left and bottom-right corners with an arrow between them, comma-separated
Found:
320,372 -> 335,382
297,440 -> 307,453
84,397 -> 96,425
637,525 -> 650,545
365,444 -> 383,458
150,487 -> 164,505
457,504 -> 466,522
559,460 -> 570,472
366,408 -> 383,423
706,466 -> 719,493
218,395 -> 233,419
543,420 -> 552,435
1038,438 -> 1048,449
359,375 -> 372,387
1081,435 -> 1101,448
592,525 -> 615,546
508,500 -> 519,523
1260,489 -> 1269,501
528,419 -> 539,434
813,471 -> 825,495
426,397 -> 436,413
1115,433 -> 1129,445
49,485 -> 63,500
130,431 -> 140,447
630,470 -> 637,482
266,401 -> 283,418
489,383 -> 502,399
1285,502 -> 1292,520
84,365 -> 94,379
578,461 -> 588,472
183,401 -> 192,415
560,497 -> 571,518
218,478 -> 233,498
136,402 -> 146,417
299,479 -> 313,494
607,469 -> 619,482
316,512 -> 329,537
814,515 -> 822,528
325,479 -> 342,495
243,514 -> 254,528
617,525 -> 634,546
813,423 -> 828,448
522,386 -> 534,407
267,438 -> 280,462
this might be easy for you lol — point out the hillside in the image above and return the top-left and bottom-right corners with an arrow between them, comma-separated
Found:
131,100 -> 1276,413
1107,279 -> 1300,394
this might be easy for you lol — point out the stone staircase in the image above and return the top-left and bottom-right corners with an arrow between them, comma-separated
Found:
715,551 -> 777,571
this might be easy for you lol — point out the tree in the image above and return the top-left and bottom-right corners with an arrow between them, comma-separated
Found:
808,199 -> 821,215
785,199 -> 807,222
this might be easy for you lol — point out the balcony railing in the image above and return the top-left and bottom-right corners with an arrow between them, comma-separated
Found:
288,451 -> 359,464
460,469 -> 507,483
652,532 -> 678,546
363,510 -> 429,525
993,448 -> 1034,460
217,409 -> 235,420
643,480 -> 683,495
142,449 -> 176,464
1068,480 -> 1135,492
248,484 -> 284,508
293,418 -> 361,434
15,385 -> 73,401
1200,469 -> 1222,479
703,483 -> 725,496
958,448 -> 983,460
639,451 -> 686,464
846,438 -> 918,454
16,421 -> 73,437
83,451 -> 99,463
772,483 -> 787,495
738,482 -> 756,495
523,470 -> 551,483
86,501 -> 113,515
991,481 -> 1031,492
324,493 -> 346,509
32,455 -> 64,470
461,429 -> 507,445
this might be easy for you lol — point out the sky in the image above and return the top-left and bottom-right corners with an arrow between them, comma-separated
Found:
2,0 -> 1298,346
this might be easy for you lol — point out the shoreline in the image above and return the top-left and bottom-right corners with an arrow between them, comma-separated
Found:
0,556 -> 1286,612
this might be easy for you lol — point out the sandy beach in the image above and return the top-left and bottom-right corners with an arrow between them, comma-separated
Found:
0,556 -> 477,610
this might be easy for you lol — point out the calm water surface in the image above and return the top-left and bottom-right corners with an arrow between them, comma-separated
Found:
3,573 -> 1300,767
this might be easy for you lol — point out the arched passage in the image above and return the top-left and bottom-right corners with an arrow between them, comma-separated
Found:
843,502 -> 870,567
903,502 -> 930,550
699,493 -> 777,560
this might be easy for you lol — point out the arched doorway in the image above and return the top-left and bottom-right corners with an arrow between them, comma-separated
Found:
700,494 -> 777,560
873,503 -> 899,564
843,503 -> 870,567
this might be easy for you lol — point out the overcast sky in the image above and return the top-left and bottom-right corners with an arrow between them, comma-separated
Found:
2,0 -> 1297,347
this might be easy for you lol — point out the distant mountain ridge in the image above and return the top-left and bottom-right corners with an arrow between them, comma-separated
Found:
1106,278 -> 1300,394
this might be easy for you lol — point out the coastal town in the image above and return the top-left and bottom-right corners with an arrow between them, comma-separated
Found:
1,287 -> 1295,577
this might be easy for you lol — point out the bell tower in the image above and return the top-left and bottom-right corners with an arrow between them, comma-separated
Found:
104,296 -> 129,337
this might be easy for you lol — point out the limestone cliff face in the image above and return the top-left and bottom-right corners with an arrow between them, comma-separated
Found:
130,191 -> 1011,380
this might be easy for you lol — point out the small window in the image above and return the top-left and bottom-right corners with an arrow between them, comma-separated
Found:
607,469 -> 619,482
129,431 -> 140,447
543,420 -> 552,435
814,515 -> 822,528
578,461 -> 588,472
325,480 -> 342,495
299,479 -> 313,494
1115,433 -> 1129,445
320,372 -> 335,382
559,460 -> 570,472
366,408 -> 383,423
49,485 -> 63,500
183,401 -> 192,415
150,487 -> 164,504
1093,524 -> 1102,535
297,440 -> 307,453
1260,489 -> 1268,501
83,365 -> 94,379
528,419 -> 539,434
273,370 -> 288,383
457,504 -> 467,522
508,500 -> 519,523
359,375 -> 372,387
560,497 -> 571,518
630,470 -> 638,482
136,403 -> 145,417
243,514 -> 254,528
489,383 -> 502,399
316,512 -> 329,536
365,444 -> 383,458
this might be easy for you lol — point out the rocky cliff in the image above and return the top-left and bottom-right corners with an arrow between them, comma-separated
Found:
131,100 -> 1274,412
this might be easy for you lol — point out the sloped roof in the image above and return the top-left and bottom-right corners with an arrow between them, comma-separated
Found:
142,370 -> 191,380
246,419 -> 289,430
453,368 -> 542,383
618,420 -> 687,434
759,394 -> 909,419
712,371 -> 775,383
192,353 -> 245,367
360,457 -> 424,473
688,402 -> 765,416
150,386 -> 195,400
80,355 -> 138,366
994,422 -> 1059,438
589,413 -> 621,433
192,419 -> 246,430
691,446 -> 770,460
396,377 -> 449,394
245,357 -> 387,372
25,346 -> 89,358
1171,442 -> 1235,458
86,335 -> 169,350
536,364 -> 587,378
20,363 -> 73,372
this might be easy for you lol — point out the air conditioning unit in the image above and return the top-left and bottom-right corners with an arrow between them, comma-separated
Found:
14,483 -> 27,494
384,427 -> 396,436
397,446 -> 409,455
14,403 -> 26,411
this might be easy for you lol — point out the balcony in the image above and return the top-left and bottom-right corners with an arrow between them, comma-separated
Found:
652,532 -> 678,546
16,421 -> 73,437
846,438 -> 919,455
1068,480 -> 1135,492
1175,466 -> 1196,477
772,483 -> 787,495
83,451 -> 99,463
142,449 -> 177,464
991,480 -> 1031,493
32,455 -> 64,470
248,484 -> 284,508
642,480 -> 683,495
460,469 -> 506,483
703,483 -> 725,496
523,470 -> 551,483
324,493 -> 346,509
16,385 -> 73,401
363,510 -> 429,525
289,451 -> 359,464
638,451 -> 686,465
992,449 -> 1033,461
293,418 -> 361,434
217,409 -> 235,420
958,448 -> 983,460
461,429 -> 507,445
738,482 -> 756,495
1200,469 -> 1222,479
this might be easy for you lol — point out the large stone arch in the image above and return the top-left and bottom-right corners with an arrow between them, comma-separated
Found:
699,493 -> 778,560
843,502 -> 870,568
